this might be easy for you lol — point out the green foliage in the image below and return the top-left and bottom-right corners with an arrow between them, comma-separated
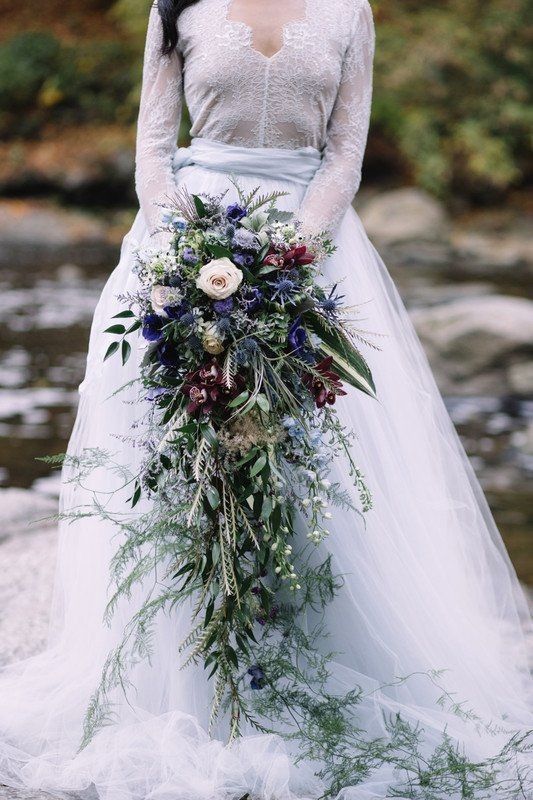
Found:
373,0 -> 532,197
3,0 -> 530,192
0,30 -> 137,137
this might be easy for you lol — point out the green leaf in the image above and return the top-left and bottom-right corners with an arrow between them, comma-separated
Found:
121,339 -> 131,365
250,453 -> 267,478
256,264 -> 280,276
192,194 -> 207,217
112,310 -> 135,318
129,483 -> 141,508
226,646 -> 239,669
200,423 -> 218,446
255,393 -> 270,413
206,485 -> 220,509
204,598 -> 215,627
318,343 -> 376,398
227,390 -> 250,408
104,324 -> 126,335
126,320 -> 141,334
303,309 -> 376,398
104,341 -> 120,361
261,495 -> 273,521
271,503 -> 281,532
234,447 -> 259,468
160,453 -> 172,470
206,242 -> 234,260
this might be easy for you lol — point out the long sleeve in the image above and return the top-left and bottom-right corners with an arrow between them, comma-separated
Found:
135,2 -> 183,235
297,0 -> 375,236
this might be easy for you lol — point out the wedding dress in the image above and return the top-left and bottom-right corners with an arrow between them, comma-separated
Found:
0,1 -> 531,798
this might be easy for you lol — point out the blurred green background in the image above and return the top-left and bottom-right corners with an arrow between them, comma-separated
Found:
0,0 -> 531,199
0,0 -> 531,586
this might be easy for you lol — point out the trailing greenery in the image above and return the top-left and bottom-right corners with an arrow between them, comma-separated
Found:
57,447 -> 532,799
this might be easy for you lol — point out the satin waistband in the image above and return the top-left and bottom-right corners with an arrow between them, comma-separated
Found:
172,137 -> 321,186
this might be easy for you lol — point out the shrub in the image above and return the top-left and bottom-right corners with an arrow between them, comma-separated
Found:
0,31 -> 137,137
373,0 -> 532,198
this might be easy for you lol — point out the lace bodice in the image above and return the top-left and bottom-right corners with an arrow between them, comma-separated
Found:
135,0 -> 375,235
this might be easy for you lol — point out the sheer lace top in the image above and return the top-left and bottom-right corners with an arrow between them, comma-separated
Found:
135,0 -> 375,235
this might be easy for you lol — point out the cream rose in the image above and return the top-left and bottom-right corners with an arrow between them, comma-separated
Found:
195,258 -> 243,300
202,323 -> 225,355
151,285 -> 179,316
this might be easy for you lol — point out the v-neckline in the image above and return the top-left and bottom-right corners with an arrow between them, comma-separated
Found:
223,0 -> 310,63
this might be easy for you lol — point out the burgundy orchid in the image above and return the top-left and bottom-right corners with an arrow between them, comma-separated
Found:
263,244 -> 315,270
304,356 -> 347,408
181,358 -> 244,415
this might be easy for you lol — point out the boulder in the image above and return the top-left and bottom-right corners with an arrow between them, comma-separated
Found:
508,361 -> 533,396
0,125 -> 135,205
359,188 -> 450,246
0,200 -> 122,270
410,295 -> 533,395
0,488 -> 56,540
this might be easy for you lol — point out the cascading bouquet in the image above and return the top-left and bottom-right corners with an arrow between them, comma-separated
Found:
78,185 -> 532,797
94,181 -> 377,742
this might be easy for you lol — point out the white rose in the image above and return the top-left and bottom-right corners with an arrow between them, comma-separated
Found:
151,285 -> 179,316
202,322 -> 225,355
195,258 -> 243,300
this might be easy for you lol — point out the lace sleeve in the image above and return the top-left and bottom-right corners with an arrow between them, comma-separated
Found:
297,0 -> 375,236
135,2 -> 183,235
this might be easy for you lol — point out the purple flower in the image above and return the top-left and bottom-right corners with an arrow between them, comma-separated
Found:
240,286 -> 263,312
247,664 -> 266,690
142,314 -> 164,342
232,229 -> 260,251
226,203 -> 247,222
157,341 -> 181,369
233,252 -> 255,268
271,276 -> 298,305
213,297 -> 234,315
182,247 -> 198,265
288,316 -> 307,354
164,300 -> 189,320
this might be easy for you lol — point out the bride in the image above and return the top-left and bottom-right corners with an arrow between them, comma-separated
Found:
0,1 -> 531,798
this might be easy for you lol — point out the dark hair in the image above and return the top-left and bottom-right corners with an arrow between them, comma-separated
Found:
157,0 -> 201,55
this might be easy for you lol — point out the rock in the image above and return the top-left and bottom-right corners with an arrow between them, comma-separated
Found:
0,524 -> 57,666
0,488 -> 56,540
410,295 -> 533,396
399,279 -> 494,310
512,420 -> 533,458
359,188 -> 450,246
451,230 -> 533,272
0,200 -> 121,270
0,125 -> 135,206
0,490 -> 57,666
0,788 -> 64,800
508,361 -> 533,396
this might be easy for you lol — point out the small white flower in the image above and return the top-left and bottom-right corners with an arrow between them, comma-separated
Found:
196,257 -> 243,300
319,479 -> 331,489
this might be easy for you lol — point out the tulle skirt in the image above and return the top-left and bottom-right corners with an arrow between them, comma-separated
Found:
0,143 -> 531,800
